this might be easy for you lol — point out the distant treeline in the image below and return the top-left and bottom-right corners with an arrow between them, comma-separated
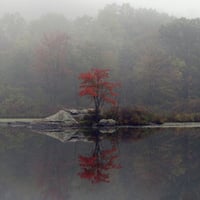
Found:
0,3 -> 200,117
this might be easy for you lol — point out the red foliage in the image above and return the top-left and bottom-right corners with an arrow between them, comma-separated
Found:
79,69 -> 119,115
78,146 -> 121,184
35,32 -> 69,73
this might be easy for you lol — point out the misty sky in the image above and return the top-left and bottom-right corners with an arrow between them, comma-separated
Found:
0,0 -> 200,19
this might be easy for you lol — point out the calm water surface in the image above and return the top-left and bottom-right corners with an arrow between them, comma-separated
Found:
0,127 -> 200,200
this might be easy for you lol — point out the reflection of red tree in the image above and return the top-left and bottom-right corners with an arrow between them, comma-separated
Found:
78,142 -> 121,184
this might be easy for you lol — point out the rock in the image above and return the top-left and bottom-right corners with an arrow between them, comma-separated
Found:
44,110 -> 78,126
66,108 -> 93,115
62,108 -> 95,121
67,109 -> 79,115
80,109 -> 89,114
98,119 -> 116,126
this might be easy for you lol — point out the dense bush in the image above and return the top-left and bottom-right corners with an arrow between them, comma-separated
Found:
102,106 -> 164,125
166,112 -> 200,122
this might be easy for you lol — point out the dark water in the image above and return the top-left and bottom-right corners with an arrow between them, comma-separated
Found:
0,127 -> 200,200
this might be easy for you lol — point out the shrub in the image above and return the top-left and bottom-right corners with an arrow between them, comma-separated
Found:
103,106 -> 163,125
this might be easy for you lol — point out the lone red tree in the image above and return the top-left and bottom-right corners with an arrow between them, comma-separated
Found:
79,68 -> 118,121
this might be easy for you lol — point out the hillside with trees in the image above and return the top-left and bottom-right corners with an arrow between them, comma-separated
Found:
0,3 -> 200,117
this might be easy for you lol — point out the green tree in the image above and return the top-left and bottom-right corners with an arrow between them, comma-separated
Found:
160,18 -> 200,100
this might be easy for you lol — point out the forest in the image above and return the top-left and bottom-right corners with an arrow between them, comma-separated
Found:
0,3 -> 200,117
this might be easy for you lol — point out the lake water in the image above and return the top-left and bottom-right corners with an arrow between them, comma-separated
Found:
0,126 -> 200,200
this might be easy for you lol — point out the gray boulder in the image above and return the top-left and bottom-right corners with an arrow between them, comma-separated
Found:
67,109 -> 79,115
44,110 -> 78,126
64,108 -> 94,121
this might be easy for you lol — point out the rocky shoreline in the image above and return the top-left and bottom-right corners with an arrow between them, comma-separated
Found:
1,109 -> 198,131
0,109 -> 117,129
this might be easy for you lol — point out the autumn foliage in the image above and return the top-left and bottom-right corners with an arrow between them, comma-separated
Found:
36,32 -> 69,76
79,68 -> 119,120
78,146 -> 121,184
35,32 -> 70,106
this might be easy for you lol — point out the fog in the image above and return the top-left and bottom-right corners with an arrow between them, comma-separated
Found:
1,0 -> 200,19
1,0 -> 200,116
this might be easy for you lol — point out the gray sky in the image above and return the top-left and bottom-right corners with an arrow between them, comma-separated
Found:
0,0 -> 200,19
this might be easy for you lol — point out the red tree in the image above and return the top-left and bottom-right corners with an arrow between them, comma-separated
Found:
79,68 -> 119,120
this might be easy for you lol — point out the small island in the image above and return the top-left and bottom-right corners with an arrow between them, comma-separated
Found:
0,68 -> 165,130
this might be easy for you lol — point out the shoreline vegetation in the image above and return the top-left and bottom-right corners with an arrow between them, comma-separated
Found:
103,107 -> 200,125
1,107 -> 200,129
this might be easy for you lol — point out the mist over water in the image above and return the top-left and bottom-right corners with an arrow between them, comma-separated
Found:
1,1 -> 200,199
0,127 -> 200,200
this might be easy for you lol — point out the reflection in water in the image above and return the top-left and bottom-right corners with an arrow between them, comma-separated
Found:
78,130 -> 121,184
35,143 -> 71,200
0,127 -> 200,199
